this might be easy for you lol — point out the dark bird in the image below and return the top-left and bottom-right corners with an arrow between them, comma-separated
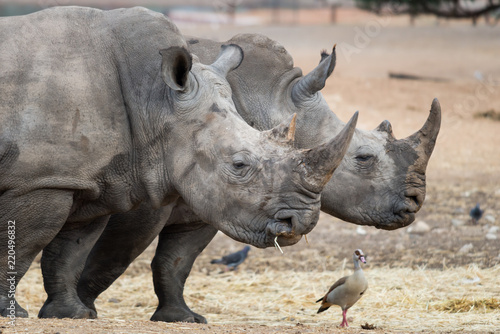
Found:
469,203 -> 484,225
210,245 -> 250,271
316,249 -> 368,327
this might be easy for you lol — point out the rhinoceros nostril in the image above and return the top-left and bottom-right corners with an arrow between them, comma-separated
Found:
409,195 -> 419,207
277,217 -> 293,232
404,188 -> 423,210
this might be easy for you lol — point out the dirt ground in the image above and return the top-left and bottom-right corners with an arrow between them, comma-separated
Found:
2,6 -> 500,334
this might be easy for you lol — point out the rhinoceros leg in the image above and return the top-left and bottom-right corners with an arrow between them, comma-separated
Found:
38,216 -> 110,319
77,203 -> 174,312
0,189 -> 74,318
150,221 -> 217,323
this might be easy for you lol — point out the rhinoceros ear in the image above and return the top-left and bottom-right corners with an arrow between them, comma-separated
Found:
375,120 -> 395,139
211,44 -> 244,77
160,47 -> 193,92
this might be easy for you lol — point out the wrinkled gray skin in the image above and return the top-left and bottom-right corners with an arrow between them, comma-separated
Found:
0,9 -> 357,319
74,34 -> 441,323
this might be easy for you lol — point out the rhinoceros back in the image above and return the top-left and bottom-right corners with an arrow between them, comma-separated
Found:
0,6 -> 184,210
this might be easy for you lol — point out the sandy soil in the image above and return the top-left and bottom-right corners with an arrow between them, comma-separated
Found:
2,6 -> 500,334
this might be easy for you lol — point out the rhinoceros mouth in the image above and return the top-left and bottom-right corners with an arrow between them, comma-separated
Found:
266,219 -> 293,237
370,198 -> 418,230
375,211 -> 415,230
264,219 -> 303,247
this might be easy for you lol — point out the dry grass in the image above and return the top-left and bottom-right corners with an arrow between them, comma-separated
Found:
435,297 -> 500,313
10,249 -> 500,333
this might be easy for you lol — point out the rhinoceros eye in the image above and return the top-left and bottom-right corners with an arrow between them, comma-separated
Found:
354,154 -> 377,171
233,161 -> 247,169
355,154 -> 373,162
223,152 -> 259,184
229,154 -> 253,177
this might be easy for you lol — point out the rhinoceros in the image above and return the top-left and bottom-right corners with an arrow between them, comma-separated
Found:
73,34 -> 441,323
0,8 -> 358,319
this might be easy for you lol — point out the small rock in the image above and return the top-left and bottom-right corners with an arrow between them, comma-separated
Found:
488,226 -> 499,234
460,276 -> 480,284
486,233 -> 497,240
395,242 -> 405,251
432,227 -> 447,234
108,298 -> 121,303
474,70 -> 484,81
451,218 -> 465,227
407,221 -> 431,234
356,226 -> 367,235
458,243 -> 473,254
452,207 -> 465,215
484,214 -> 496,224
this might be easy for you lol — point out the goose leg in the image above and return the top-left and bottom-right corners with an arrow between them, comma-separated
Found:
341,309 -> 348,327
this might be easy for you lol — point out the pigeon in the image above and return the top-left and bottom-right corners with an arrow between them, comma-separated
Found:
469,203 -> 484,225
316,249 -> 368,327
210,245 -> 250,271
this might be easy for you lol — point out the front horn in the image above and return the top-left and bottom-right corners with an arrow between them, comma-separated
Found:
298,111 -> 358,192
405,98 -> 442,158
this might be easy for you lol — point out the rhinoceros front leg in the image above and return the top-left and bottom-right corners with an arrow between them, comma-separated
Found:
151,221 -> 217,323
38,216 -> 109,319
77,203 -> 174,313
0,189 -> 74,318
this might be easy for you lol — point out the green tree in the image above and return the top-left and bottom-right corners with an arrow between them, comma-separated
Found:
355,0 -> 500,25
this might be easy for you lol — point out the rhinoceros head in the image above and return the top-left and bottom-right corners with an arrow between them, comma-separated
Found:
157,45 -> 357,247
320,99 -> 441,229
291,48 -> 441,230
188,34 -> 440,230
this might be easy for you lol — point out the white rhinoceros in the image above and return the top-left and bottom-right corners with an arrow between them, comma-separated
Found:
0,8 -> 357,319
73,34 -> 441,323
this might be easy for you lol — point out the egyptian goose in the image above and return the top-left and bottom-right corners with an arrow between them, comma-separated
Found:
316,249 -> 368,327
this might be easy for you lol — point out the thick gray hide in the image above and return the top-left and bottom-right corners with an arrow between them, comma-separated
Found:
188,34 -> 441,229
74,34 -> 440,323
0,8 -> 356,319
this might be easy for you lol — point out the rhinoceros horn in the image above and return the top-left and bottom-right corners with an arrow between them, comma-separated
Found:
405,98 -> 441,171
291,45 -> 336,103
298,111 -> 358,192
265,113 -> 297,145
406,98 -> 441,157
211,44 -> 244,77
376,99 -> 441,172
